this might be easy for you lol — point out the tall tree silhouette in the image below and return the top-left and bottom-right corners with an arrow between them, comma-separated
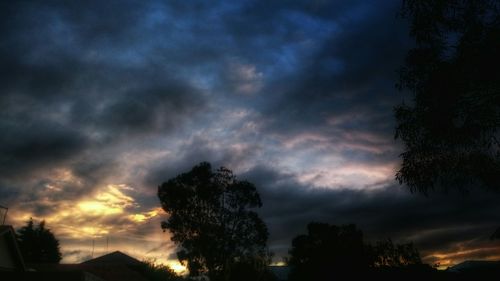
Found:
395,0 -> 500,194
157,162 -> 270,281
17,218 -> 62,263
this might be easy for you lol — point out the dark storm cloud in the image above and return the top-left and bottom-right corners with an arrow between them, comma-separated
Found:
257,0 -> 411,136
0,118 -> 87,179
241,166 -> 500,262
0,0 -> 206,190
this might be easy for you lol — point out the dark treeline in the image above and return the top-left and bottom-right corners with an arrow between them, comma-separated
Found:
287,223 -> 423,280
157,162 -> 500,281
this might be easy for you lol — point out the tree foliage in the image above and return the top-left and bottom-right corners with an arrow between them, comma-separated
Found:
287,223 -> 422,280
395,0 -> 500,194
157,162 -> 270,281
136,259 -> 183,281
371,238 -> 421,268
287,223 -> 371,280
16,218 -> 62,263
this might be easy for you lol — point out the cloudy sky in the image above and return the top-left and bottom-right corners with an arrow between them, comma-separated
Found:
1,0 -> 499,271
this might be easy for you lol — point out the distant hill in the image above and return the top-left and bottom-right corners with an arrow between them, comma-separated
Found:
447,260 -> 500,278
448,260 -> 500,272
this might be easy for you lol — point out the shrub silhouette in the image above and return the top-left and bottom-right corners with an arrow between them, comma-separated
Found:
17,218 -> 62,263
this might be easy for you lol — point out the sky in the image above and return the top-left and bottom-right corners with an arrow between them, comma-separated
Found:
1,0 -> 500,271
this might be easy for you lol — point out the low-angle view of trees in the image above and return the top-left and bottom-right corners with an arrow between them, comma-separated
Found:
1,0 -> 500,280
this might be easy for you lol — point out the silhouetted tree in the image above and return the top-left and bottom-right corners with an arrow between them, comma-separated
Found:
158,162 -> 270,281
287,223 -> 371,280
372,238 -> 422,267
287,223 -> 425,280
395,0 -> 500,194
17,218 -> 62,263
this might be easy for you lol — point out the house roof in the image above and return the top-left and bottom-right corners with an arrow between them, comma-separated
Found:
0,225 -> 26,271
78,251 -> 149,281
81,251 -> 144,266
0,225 -> 16,237
31,263 -> 148,281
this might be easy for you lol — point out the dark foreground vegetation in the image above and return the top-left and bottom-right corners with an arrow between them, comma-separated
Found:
5,157 -> 498,281
5,217 -> 500,281
156,163 -> 500,280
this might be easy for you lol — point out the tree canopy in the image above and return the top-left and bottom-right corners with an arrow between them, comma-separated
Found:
287,223 -> 369,280
157,162 -> 270,281
371,238 -> 421,268
16,218 -> 62,263
395,0 -> 500,194
287,223 -> 422,280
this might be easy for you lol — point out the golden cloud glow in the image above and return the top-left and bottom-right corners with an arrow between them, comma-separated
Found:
23,184 -> 138,238
75,185 -> 135,217
80,226 -> 110,237
9,180 -> 180,269
78,201 -> 122,215
424,245 -> 500,269
129,208 -> 161,223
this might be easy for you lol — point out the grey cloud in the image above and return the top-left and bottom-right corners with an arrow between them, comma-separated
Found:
0,118 -> 88,180
144,135 -> 262,189
241,165 -> 500,262
259,1 -> 411,136
0,0 -> 207,196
